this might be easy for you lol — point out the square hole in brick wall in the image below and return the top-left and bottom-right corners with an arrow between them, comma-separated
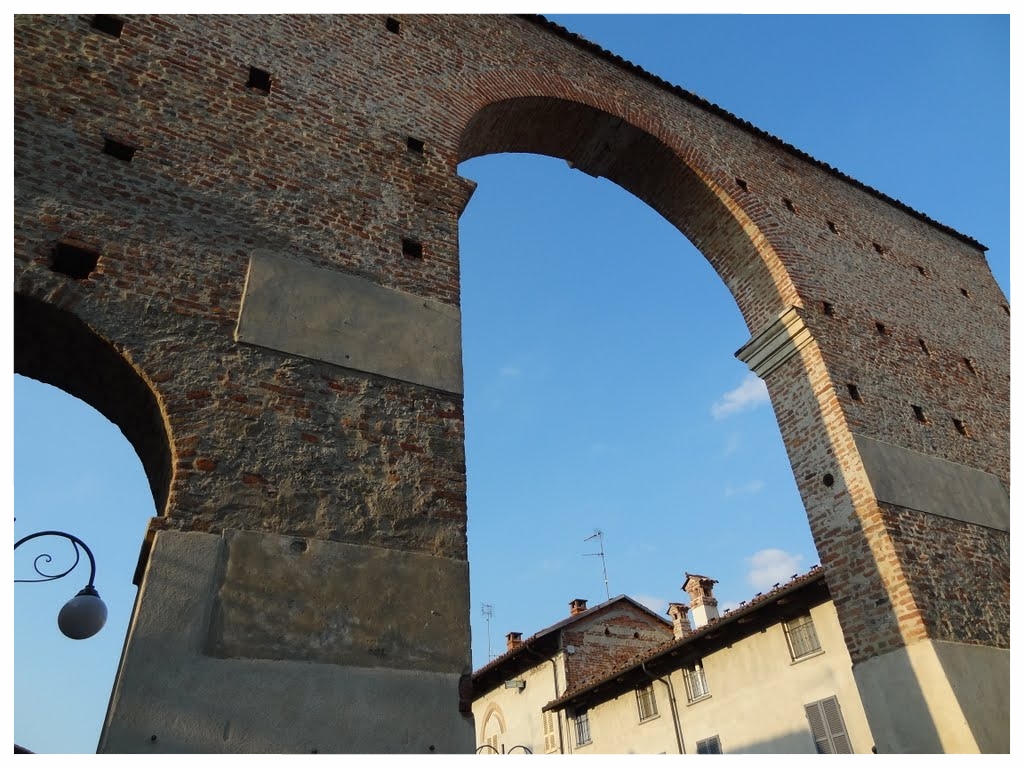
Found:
827,220 -> 839,234
407,136 -> 425,154
963,357 -> 977,374
402,238 -> 423,259
386,17 -> 401,34
51,241 -> 100,279
822,301 -> 835,316
247,67 -> 272,94
875,321 -> 888,336
783,198 -> 797,213
102,137 -> 136,162
915,265 -> 929,277
912,405 -> 927,424
91,15 -> 125,38
918,338 -> 931,356
846,383 -> 862,402
952,418 -> 969,437
735,177 -> 748,192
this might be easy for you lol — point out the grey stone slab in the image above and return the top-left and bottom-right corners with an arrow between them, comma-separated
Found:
736,305 -> 813,378
207,530 -> 471,673
236,250 -> 463,393
853,434 -> 1009,532
100,530 -> 474,754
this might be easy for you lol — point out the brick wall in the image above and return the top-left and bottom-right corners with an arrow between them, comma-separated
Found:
560,604 -> 673,693
14,14 -> 1009,671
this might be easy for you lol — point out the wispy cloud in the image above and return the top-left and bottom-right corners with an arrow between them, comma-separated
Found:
722,433 -> 741,456
633,594 -> 669,616
499,364 -> 521,377
724,479 -> 765,497
711,374 -> 770,420
745,548 -> 805,591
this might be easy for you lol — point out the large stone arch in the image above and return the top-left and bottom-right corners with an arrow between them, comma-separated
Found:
13,14 -> 1007,754
451,65 -> 1008,754
14,292 -> 173,516
458,95 -> 802,331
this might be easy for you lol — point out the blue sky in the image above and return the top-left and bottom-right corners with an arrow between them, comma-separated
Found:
10,13 -> 1011,754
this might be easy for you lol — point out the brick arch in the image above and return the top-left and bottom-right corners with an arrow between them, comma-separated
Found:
456,93 -> 802,333
479,702 -> 507,745
14,292 -> 173,516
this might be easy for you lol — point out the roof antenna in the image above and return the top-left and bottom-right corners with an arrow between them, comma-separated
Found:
481,603 -> 495,660
584,529 -> 610,601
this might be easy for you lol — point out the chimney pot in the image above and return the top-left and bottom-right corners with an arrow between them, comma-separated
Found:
506,632 -> 523,651
682,573 -> 720,628
569,598 -> 588,616
666,602 -> 692,640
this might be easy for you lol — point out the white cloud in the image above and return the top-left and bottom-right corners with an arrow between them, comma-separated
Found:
633,594 -> 669,616
499,364 -> 521,377
724,479 -> 765,497
711,374 -> 770,420
745,548 -> 805,591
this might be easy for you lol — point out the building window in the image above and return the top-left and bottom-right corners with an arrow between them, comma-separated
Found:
573,708 -> 592,747
805,696 -> 852,753
683,661 -> 710,702
784,613 -> 822,660
481,707 -> 506,756
696,735 -> 723,754
636,683 -> 658,722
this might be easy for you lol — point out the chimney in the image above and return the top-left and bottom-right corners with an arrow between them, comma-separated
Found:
506,632 -> 523,652
569,598 -> 588,616
666,602 -> 692,640
683,573 -> 720,628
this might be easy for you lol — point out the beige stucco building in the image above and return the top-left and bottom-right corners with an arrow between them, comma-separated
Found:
472,596 -> 675,754
472,567 -> 876,754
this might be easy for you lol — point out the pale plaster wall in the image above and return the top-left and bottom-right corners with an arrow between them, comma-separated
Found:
555,600 -> 874,754
671,601 -> 874,754
471,651 -> 567,754
853,639 -> 1009,753
570,680 -> 681,754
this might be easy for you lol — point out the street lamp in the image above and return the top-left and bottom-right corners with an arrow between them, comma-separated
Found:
14,530 -> 108,640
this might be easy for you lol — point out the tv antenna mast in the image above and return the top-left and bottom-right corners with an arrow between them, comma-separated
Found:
584,529 -> 610,601
481,603 -> 495,660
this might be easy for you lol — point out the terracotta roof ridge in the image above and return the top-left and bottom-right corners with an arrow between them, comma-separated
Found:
541,566 -> 827,711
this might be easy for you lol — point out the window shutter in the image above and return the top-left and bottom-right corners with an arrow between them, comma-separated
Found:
805,701 -> 833,753
805,696 -> 851,754
822,697 -> 852,753
543,710 -> 557,753
697,735 -> 722,754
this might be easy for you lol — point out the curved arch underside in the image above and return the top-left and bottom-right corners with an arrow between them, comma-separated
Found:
459,97 -> 799,332
14,293 -> 172,516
